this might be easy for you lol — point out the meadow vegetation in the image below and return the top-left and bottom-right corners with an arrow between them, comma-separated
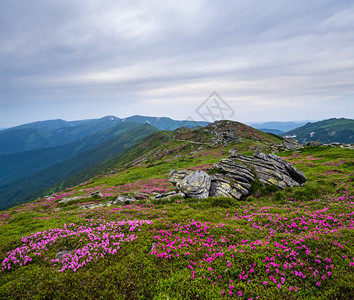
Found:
0,140 -> 353,299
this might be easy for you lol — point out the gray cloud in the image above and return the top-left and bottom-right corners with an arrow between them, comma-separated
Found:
1,0 -> 354,127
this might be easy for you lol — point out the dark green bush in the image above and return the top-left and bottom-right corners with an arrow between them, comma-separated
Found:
210,197 -> 235,208
184,198 -> 199,204
273,191 -> 285,201
265,184 -> 279,194
246,196 -> 256,202
293,184 -> 323,201
169,195 -> 184,203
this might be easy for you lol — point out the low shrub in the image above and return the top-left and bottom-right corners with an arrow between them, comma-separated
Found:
210,197 -> 235,208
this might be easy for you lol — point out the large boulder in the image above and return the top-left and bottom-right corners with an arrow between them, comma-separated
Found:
269,137 -> 303,152
230,152 -> 306,188
213,158 -> 255,183
175,170 -> 211,199
114,195 -> 136,205
209,174 -> 250,199
267,153 -> 306,184
170,151 -> 306,201
169,169 -> 193,186
282,138 -> 302,150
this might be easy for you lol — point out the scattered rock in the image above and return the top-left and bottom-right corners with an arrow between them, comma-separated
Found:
269,138 -> 353,151
89,191 -> 103,197
134,192 -> 150,199
114,195 -> 136,205
58,196 -> 83,204
154,191 -> 178,199
306,141 -> 323,147
282,138 -> 302,150
81,203 -> 107,210
56,249 -> 72,259
340,144 -> 354,150
175,170 -> 211,199
269,137 -> 303,152
149,242 -> 157,254
154,191 -> 185,200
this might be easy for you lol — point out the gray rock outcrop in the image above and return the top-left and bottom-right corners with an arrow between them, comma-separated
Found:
114,195 -> 136,205
89,190 -> 103,197
282,138 -> 302,150
229,152 -> 306,189
154,191 -> 185,200
170,151 -> 306,200
269,137 -> 303,152
172,170 -> 211,199
169,169 -> 193,186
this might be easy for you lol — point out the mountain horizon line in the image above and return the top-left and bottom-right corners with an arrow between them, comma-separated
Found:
3,114 -> 351,131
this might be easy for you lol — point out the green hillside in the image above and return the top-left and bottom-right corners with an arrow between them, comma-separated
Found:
0,124 -> 157,210
0,122 -> 143,185
284,118 -> 354,144
0,116 -> 121,155
10,118 -> 99,131
53,120 -> 281,191
0,120 -> 352,299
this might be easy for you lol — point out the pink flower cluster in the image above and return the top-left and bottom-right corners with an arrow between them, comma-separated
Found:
1,219 -> 153,273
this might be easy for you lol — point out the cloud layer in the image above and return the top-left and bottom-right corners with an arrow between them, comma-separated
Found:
1,0 -> 354,126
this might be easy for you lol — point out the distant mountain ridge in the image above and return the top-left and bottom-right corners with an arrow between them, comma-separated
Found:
0,116 -> 121,155
250,121 -> 309,132
0,122 -> 143,185
257,128 -> 285,135
283,118 -> 354,144
122,115 -> 209,130
0,115 -> 208,155
9,117 -> 104,131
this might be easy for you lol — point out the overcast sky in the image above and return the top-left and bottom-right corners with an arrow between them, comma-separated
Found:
1,0 -> 354,127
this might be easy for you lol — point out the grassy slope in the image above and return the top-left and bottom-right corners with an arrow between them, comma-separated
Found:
0,124 -> 157,210
0,125 -> 353,299
54,120 -> 281,192
284,118 -> 354,144
0,122 -> 144,185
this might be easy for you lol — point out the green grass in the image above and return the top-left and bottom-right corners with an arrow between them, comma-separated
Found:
0,145 -> 353,299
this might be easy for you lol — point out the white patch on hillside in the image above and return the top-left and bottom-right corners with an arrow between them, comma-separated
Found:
310,132 -> 315,137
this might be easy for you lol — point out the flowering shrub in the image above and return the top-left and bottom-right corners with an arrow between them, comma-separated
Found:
1,219 -> 153,273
